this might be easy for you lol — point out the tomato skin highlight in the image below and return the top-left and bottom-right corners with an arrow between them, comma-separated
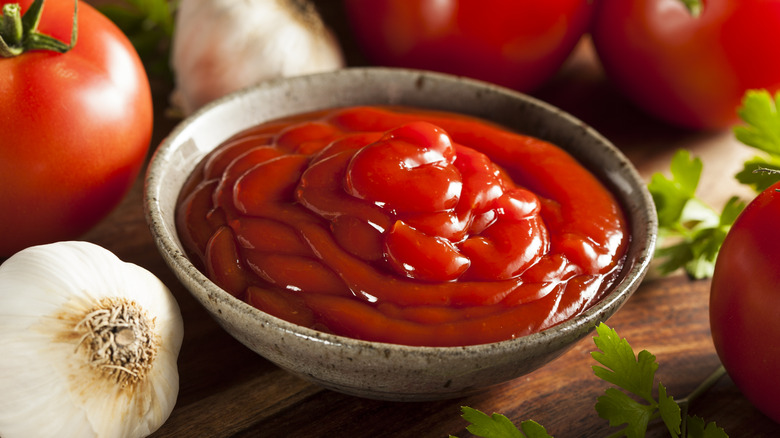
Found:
343,0 -> 594,93
591,0 -> 780,130
710,180 -> 780,424
0,0 -> 153,257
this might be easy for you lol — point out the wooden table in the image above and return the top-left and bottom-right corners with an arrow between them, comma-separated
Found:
75,4 -> 779,436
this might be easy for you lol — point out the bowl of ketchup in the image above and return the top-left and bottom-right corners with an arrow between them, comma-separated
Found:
145,68 -> 657,401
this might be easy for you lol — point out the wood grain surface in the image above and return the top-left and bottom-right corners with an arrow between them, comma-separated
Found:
69,2 -> 780,436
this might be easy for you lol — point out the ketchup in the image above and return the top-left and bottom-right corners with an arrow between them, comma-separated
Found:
176,106 -> 629,346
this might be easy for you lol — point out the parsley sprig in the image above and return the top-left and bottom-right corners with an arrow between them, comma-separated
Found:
733,90 -> 780,192
648,89 -> 780,279
452,324 -> 727,438
647,149 -> 745,279
592,324 -> 726,438
449,407 -> 551,438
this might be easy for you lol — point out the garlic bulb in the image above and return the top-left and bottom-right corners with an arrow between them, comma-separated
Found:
170,0 -> 345,115
0,241 -> 184,438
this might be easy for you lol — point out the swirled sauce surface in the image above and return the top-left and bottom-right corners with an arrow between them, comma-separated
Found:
176,105 -> 629,346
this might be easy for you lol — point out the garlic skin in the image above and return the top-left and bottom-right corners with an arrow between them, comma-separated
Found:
0,241 -> 184,438
170,0 -> 345,115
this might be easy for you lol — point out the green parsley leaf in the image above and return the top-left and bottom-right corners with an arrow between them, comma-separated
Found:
658,384 -> 682,438
649,149 -> 702,229
733,89 -> 780,191
734,157 -> 780,193
517,420 -> 553,438
734,89 -> 780,155
685,416 -> 729,438
592,324 -> 660,437
461,407 -> 523,438
592,324 -> 657,402
648,150 -> 745,279
454,324 -> 727,438
591,323 -> 727,438
595,387 -> 655,438
450,406 -> 552,438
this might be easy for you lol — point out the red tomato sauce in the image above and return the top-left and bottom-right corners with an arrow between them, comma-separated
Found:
176,105 -> 629,346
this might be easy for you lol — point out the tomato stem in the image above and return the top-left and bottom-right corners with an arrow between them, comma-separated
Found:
0,0 -> 78,58
678,0 -> 703,17
2,4 -> 23,46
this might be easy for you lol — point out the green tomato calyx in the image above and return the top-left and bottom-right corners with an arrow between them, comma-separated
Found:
0,0 -> 77,58
678,0 -> 703,17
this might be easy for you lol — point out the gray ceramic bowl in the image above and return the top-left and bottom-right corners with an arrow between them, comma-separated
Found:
144,68 -> 657,401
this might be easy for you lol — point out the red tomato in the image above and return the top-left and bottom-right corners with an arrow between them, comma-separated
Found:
343,0 -> 594,93
0,0 -> 153,257
710,180 -> 780,423
591,0 -> 780,130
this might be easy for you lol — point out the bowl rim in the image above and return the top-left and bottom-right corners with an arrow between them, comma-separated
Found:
144,66 -> 658,358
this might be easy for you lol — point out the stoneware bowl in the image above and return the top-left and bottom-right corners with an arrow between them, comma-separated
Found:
144,68 -> 657,401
